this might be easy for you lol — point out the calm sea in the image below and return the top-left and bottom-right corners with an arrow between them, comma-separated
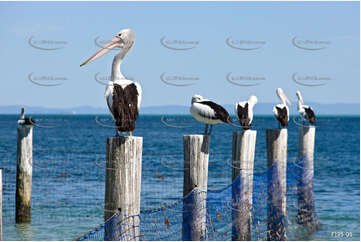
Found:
0,114 -> 359,240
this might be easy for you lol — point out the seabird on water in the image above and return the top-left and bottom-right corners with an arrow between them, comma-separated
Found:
81,29 -> 142,136
190,94 -> 232,135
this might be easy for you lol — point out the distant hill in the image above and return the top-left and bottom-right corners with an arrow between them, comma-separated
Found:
0,105 -> 106,114
0,103 -> 359,115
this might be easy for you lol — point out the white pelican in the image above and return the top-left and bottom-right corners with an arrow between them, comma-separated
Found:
17,107 -> 35,125
296,90 -> 316,125
80,29 -> 142,136
190,94 -> 232,135
235,95 -> 258,130
273,88 -> 292,128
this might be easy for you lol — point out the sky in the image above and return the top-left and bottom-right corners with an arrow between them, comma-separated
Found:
0,1 -> 359,109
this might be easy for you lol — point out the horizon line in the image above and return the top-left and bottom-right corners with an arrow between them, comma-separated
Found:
0,102 -> 360,109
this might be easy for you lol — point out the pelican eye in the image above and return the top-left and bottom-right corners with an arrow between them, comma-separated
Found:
118,33 -> 122,37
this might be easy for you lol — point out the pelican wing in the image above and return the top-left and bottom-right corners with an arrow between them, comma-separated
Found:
17,118 -> 35,125
275,105 -> 289,127
236,103 -> 251,130
112,83 -> 140,132
304,106 -> 316,124
199,101 -> 232,123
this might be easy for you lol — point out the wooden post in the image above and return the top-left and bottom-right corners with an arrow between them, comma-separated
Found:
0,169 -> 2,240
297,126 -> 320,231
16,124 -> 33,223
266,129 -> 287,241
104,136 -> 142,241
231,130 -> 256,241
182,135 -> 210,241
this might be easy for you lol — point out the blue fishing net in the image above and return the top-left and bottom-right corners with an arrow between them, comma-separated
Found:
77,158 -> 318,241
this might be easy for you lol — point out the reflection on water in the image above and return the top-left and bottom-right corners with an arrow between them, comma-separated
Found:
15,223 -> 34,241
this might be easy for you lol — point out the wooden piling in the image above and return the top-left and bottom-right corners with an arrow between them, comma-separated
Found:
297,126 -> 320,231
266,129 -> 287,241
231,130 -> 256,241
0,169 -> 2,240
104,136 -> 142,241
16,124 -> 33,223
182,135 -> 210,241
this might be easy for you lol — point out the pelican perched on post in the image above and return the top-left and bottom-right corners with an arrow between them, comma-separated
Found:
296,90 -> 316,125
190,95 -> 232,135
80,29 -> 142,136
17,107 -> 35,125
235,95 -> 258,130
272,88 -> 292,128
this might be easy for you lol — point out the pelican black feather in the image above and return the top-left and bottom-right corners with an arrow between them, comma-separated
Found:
112,83 -> 139,133
276,106 -> 288,127
237,103 -> 251,130
198,101 -> 232,124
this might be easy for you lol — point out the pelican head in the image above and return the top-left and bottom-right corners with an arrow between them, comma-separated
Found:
276,88 -> 292,106
248,95 -> 258,106
191,94 -> 203,104
80,29 -> 135,67
296,90 -> 304,101
20,107 -> 25,120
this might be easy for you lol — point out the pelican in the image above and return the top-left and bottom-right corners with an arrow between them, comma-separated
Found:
80,29 -> 142,136
235,95 -> 258,130
190,94 -> 232,135
17,107 -> 35,125
296,90 -> 316,125
272,88 -> 292,128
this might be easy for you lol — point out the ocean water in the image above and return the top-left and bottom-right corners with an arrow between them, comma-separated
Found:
0,114 -> 359,240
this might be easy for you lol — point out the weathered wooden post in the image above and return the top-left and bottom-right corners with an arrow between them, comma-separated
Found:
266,129 -> 287,241
182,135 -> 210,241
104,136 -> 142,241
0,169 -> 2,240
16,122 -> 33,223
231,130 -> 256,241
297,126 -> 320,231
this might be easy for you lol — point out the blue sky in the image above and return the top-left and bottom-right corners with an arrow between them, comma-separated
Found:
0,1 -> 359,109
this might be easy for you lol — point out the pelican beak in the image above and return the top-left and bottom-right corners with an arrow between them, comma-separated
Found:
80,36 -> 123,67
285,96 -> 293,106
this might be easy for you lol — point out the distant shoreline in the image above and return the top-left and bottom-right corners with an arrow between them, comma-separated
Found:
0,113 -> 359,117
0,103 -> 359,115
